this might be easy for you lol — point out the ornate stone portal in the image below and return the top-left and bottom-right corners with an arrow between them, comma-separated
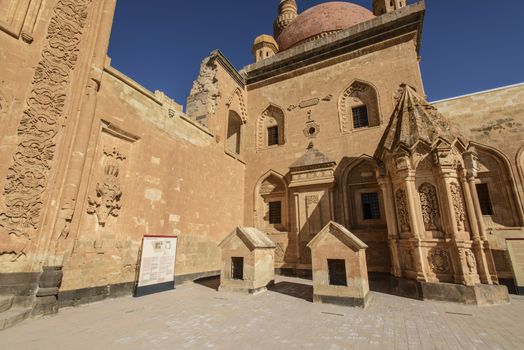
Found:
374,84 -> 508,304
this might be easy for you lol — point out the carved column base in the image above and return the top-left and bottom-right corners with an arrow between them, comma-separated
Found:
472,240 -> 493,285
32,266 -> 63,316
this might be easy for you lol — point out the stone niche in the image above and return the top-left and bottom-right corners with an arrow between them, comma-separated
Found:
308,221 -> 370,308
218,227 -> 276,294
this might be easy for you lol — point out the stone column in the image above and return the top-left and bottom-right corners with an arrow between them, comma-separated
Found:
378,176 -> 401,277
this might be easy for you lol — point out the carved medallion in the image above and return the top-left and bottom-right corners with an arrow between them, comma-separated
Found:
428,248 -> 451,274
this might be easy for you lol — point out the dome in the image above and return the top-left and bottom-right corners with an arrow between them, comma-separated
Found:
276,2 -> 375,51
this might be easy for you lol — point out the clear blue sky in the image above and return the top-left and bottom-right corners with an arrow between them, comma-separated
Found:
108,0 -> 524,105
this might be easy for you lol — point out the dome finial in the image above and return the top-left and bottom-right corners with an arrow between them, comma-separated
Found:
274,0 -> 298,39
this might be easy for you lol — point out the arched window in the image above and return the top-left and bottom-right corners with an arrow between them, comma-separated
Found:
255,171 -> 288,232
257,105 -> 285,150
226,111 -> 243,155
341,159 -> 389,273
475,147 -> 520,227
338,80 -> 381,133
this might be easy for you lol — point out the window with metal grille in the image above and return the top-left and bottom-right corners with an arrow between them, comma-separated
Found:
269,201 -> 282,224
352,105 -> 369,129
361,192 -> 380,220
231,257 -> 244,280
328,259 -> 347,286
476,183 -> 494,215
268,126 -> 279,146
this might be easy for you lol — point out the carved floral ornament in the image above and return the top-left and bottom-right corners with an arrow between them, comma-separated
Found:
0,0 -> 92,261
450,182 -> 466,228
87,148 -> 126,226
428,248 -> 451,274
395,189 -> 411,233
418,183 -> 440,231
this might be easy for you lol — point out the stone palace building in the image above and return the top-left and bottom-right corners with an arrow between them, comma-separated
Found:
1,0 -> 523,323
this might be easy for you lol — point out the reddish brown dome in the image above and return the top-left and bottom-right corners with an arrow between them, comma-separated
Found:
277,2 -> 375,51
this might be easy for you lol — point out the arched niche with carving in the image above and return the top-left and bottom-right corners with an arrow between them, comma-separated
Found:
339,157 -> 389,272
254,170 -> 288,233
225,88 -> 247,123
415,155 -> 444,238
226,111 -> 243,155
475,145 -> 522,227
338,80 -> 381,133
256,105 -> 285,151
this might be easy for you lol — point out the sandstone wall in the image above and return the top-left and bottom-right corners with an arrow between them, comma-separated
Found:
243,37 -> 424,271
60,63 -> 246,292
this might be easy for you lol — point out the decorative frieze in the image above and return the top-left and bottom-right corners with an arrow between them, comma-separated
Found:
0,0 -> 92,260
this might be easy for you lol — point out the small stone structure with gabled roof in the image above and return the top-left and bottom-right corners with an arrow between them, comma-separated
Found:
308,221 -> 370,307
218,227 -> 276,294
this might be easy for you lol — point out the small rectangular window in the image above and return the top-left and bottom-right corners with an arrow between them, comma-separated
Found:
269,201 -> 282,224
476,183 -> 494,215
328,259 -> 347,286
352,106 -> 369,129
268,126 -> 279,146
361,192 -> 381,220
231,257 -> 244,280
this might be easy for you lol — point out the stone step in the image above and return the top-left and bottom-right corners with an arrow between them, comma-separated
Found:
0,296 -> 13,313
0,307 -> 32,331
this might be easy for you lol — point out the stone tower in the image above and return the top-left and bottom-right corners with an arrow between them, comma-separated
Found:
373,0 -> 407,16
274,0 -> 298,39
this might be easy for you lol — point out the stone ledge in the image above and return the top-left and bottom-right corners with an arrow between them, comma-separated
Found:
313,293 -> 370,308
390,276 -> 510,305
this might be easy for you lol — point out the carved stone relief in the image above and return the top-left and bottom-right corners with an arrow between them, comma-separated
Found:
419,183 -> 440,231
186,56 -> 219,123
465,250 -> 477,274
400,248 -> 414,270
87,148 -> 126,226
450,182 -> 466,228
395,189 -> 411,232
275,242 -> 285,263
0,0 -> 92,261
225,88 -> 247,123
428,248 -> 451,274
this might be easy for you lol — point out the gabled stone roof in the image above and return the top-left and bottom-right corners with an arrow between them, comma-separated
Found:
307,221 -> 368,251
375,84 -> 465,159
290,142 -> 336,171
218,227 -> 276,250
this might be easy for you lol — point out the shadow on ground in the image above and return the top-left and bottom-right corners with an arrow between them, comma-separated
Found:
194,276 -> 221,291
268,281 -> 313,302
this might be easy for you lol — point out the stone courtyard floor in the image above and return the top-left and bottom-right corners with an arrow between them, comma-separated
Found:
1,276 -> 524,350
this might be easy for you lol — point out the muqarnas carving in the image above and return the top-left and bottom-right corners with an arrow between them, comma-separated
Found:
0,0 -> 92,260
87,148 -> 126,226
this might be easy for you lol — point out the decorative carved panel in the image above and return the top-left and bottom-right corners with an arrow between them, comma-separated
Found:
87,148 -> 126,226
0,0 -> 92,261
465,249 -> 477,274
450,182 -> 466,228
418,183 -> 440,231
428,248 -> 451,274
395,189 -> 410,232
400,248 -> 414,270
